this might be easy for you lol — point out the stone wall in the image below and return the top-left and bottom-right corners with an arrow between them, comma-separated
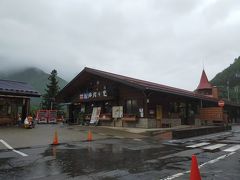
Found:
123,121 -> 136,128
99,121 -> 113,126
114,119 -> 123,127
100,118 -> 183,128
135,118 -> 156,128
194,118 -> 202,126
162,118 -> 181,127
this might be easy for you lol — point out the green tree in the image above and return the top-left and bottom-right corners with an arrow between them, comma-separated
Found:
41,69 -> 61,110
211,56 -> 240,103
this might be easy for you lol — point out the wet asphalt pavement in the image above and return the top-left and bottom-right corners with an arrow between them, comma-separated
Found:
0,124 -> 239,180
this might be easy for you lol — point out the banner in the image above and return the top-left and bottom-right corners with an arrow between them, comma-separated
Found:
112,106 -> 123,118
90,107 -> 101,124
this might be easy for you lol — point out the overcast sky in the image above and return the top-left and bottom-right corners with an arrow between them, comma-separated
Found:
1,0 -> 240,90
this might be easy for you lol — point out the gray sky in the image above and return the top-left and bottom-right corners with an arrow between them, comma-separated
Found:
1,0 -> 240,90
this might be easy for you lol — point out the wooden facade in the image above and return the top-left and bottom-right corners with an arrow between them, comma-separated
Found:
0,80 -> 40,125
56,67 -> 240,128
0,96 -> 30,125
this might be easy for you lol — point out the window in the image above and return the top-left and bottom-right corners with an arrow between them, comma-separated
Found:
169,102 -> 178,113
0,100 -> 11,116
126,99 -> 138,114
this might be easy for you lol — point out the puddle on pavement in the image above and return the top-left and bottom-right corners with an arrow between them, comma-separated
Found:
39,142 -> 181,177
0,141 -> 191,179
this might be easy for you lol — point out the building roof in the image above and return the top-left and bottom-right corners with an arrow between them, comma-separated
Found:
0,79 -> 41,97
196,70 -> 212,90
57,67 -> 222,104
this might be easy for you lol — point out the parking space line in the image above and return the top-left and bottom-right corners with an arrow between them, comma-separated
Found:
114,136 -> 124,139
223,145 -> 240,152
186,142 -> 210,148
98,133 -> 106,136
202,143 -> 227,150
161,152 -> 236,180
199,152 -> 235,166
12,149 -> 28,157
0,139 -> 28,157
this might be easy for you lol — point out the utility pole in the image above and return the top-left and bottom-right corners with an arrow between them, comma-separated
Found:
235,86 -> 239,103
227,80 -> 230,101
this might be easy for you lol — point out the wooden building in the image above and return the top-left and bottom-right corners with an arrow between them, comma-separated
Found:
56,67 -> 240,128
0,80 -> 41,125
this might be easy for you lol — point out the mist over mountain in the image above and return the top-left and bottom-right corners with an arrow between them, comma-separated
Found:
1,59 -> 239,106
0,67 -> 68,106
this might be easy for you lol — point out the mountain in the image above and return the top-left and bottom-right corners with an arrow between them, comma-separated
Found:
211,57 -> 240,102
0,67 -> 68,106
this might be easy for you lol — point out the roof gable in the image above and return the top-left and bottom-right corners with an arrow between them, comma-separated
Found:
196,70 -> 212,90
57,67 -> 219,102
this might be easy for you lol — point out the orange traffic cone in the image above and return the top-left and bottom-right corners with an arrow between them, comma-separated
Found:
87,130 -> 93,141
52,130 -> 59,145
190,155 -> 201,180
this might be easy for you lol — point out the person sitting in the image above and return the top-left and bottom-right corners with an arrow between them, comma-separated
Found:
24,115 -> 34,128
24,116 -> 30,128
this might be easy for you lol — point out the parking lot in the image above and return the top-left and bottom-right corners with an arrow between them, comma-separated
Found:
0,124 -> 240,180
0,123 -> 146,149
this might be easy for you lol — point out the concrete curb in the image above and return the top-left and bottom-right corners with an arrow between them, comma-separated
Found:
172,125 -> 232,139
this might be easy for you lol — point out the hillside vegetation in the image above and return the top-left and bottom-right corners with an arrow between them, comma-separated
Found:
0,67 -> 68,107
211,57 -> 240,102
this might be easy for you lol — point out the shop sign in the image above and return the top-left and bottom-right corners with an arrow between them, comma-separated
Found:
112,106 -> 123,118
139,108 -> 144,118
149,110 -> 155,115
90,107 -> 101,124
80,90 -> 108,100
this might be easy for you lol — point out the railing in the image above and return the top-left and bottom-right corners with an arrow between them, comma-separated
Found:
84,113 -> 112,121
84,113 -> 137,122
99,113 -> 112,121
122,114 -> 137,121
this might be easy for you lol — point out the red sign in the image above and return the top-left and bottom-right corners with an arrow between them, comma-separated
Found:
218,100 -> 225,107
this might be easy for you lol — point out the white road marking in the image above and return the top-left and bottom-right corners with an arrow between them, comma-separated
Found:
98,133 -> 106,136
0,139 -> 28,157
162,172 -> 190,180
12,150 -> 28,157
199,152 -> 235,166
160,152 -> 236,180
202,143 -> 227,150
0,139 -> 13,149
114,136 -> 124,139
186,142 -> 210,148
133,138 -> 142,141
223,145 -> 240,152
